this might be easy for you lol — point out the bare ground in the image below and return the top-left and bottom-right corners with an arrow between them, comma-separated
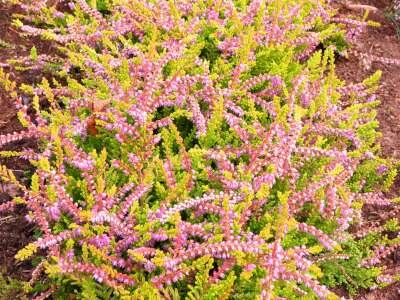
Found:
334,0 -> 400,299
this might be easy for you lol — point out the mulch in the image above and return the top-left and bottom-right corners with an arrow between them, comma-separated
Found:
0,3 -> 52,280
0,0 -> 399,298
334,0 -> 400,299
336,0 -> 400,163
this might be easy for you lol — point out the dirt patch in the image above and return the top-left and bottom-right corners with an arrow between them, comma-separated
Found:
336,1 -> 400,161
356,283 -> 400,300
335,0 -> 400,299
0,3 -> 54,279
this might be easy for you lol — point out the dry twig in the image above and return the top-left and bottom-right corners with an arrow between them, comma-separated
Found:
343,1 -> 378,13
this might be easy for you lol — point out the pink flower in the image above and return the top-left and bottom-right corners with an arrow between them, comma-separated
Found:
244,264 -> 256,271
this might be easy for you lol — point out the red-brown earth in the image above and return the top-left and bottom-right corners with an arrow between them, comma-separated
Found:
335,0 -> 400,299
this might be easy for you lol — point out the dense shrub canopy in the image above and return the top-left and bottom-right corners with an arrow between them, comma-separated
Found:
0,0 -> 398,299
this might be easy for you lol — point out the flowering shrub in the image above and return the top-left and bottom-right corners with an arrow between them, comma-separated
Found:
0,0 -> 399,299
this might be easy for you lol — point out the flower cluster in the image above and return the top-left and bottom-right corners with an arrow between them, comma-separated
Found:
0,0 -> 398,299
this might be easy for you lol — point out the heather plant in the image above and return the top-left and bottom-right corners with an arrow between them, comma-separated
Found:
0,0 -> 399,299
0,272 -> 29,300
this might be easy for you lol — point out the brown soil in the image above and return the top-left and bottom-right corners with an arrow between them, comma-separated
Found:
0,3 -> 54,280
336,0 -> 400,163
334,0 -> 400,299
